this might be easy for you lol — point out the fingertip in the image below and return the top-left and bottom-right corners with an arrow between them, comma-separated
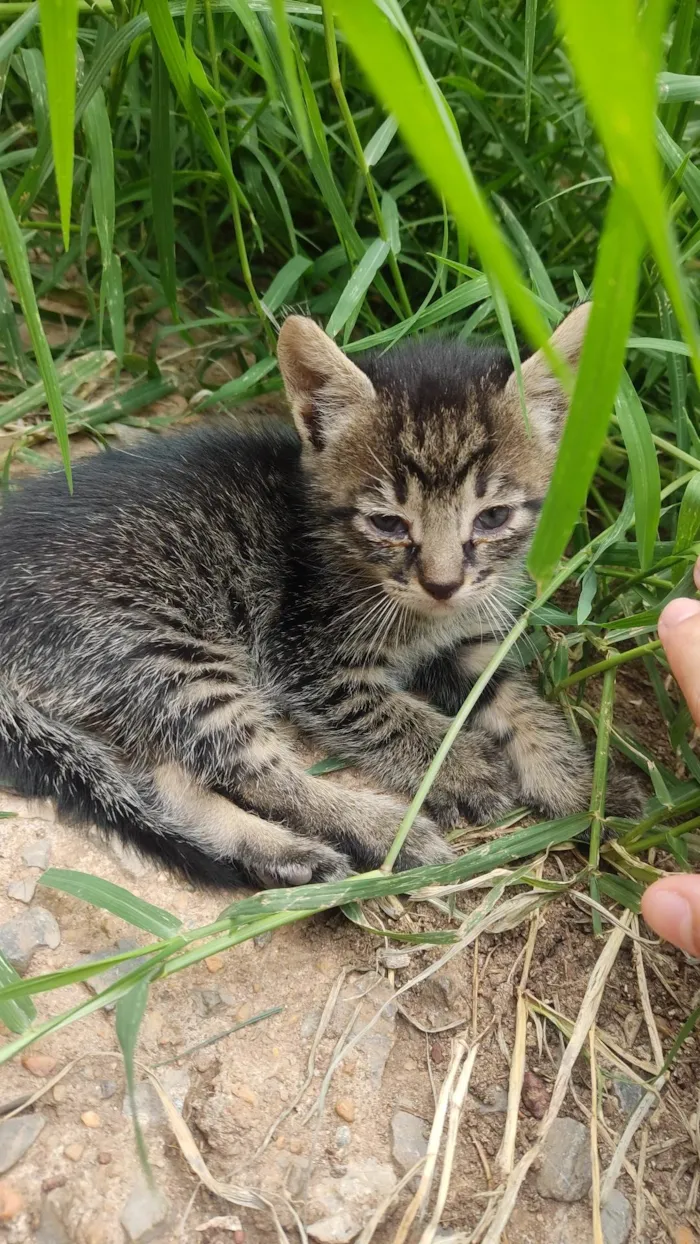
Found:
658,597 -> 700,635
642,876 -> 700,957
694,555 -> 700,592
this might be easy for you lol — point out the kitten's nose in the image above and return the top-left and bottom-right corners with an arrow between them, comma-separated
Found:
421,577 -> 463,601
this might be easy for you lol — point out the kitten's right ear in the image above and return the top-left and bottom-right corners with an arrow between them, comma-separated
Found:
506,302 -> 591,445
277,316 -> 376,450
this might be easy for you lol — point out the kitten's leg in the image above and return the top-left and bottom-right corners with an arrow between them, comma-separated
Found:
412,644 -> 643,819
134,642 -> 450,872
153,764 -> 348,886
281,661 -> 520,830
411,643 -> 593,818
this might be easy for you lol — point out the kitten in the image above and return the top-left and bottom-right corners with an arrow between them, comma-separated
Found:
0,306 -> 636,888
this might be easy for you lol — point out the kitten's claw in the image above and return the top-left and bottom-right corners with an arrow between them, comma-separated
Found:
254,841 -> 350,888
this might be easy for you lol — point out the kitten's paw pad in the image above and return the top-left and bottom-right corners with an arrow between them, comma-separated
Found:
256,841 -> 350,888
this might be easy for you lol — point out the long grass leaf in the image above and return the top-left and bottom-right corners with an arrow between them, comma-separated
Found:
326,238 -> 390,338
37,0 -> 78,248
116,979 -> 152,1173
40,869 -> 183,937
0,171 -> 72,487
614,370 -> 661,571
528,187 -> 643,584
150,42 -> 177,318
555,0 -> 700,386
0,950 -> 36,1035
332,0 -> 565,379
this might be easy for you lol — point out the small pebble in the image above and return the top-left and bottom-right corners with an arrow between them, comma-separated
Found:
53,1084 -> 67,1103
7,878 -> 37,904
675,1230 -> 696,1244
335,1126 -> 352,1149
65,1143 -> 84,1161
335,1098 -> 355,1123
430,1042 -> 444,1064
341,1058 -> 357,1076
0,1113 -> 46,1174
0,1182 -> 23,1221
289,1137 -> 304,1155
42,1174 -> 67,1192
98,1080 -> 117,1100
81,1111 -> 101,1128
21,1053 -> 57,1078
22,839 -> 52,870
232,1083 -> 257,1106
205,954 -> 224,973
97,1152 -> 112,1165
275,1136 -> 286,1149
235,1001 -> 253,1022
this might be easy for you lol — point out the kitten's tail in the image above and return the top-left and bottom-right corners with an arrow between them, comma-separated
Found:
0,681 -> 243,886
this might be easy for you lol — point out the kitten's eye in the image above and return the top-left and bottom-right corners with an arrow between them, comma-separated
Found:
369,513 -> 409,538
476,505 -> 511,532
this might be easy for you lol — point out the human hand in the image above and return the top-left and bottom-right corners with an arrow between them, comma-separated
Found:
641,556 -> 700,955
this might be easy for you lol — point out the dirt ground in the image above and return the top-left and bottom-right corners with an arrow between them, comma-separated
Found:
2,773 -> 700,1244
2,365 -> 700,1244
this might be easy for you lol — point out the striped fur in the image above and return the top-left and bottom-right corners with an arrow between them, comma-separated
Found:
0,308 -> 640,888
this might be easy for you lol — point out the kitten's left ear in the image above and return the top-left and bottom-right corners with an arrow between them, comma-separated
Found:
505,302 -> 591,444
277,315 -> 376,451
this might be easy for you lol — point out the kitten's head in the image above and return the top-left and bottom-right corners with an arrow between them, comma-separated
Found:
278,306 -> 589,624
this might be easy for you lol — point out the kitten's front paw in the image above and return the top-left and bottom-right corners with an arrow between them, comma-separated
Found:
254,839 -> 351,888
605,765 -> 647,820
423,740 -> 519,829
394,813 -> 454,872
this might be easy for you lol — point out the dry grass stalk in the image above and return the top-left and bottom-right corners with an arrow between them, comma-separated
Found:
254,965 -> 355,1156
632,919 -> 665,1071
392,1035 -> 471,1244
356,1161 -> 427,1244
635,1127 -> 648,1242
418,1042 -> 479,1243
589,1026 -> 604,1244
496,876 -> 542,1176
306,888 -> 542,1126
525,993 -> 658,1076
600,1076 -> 666,1204
145,1068 -> 294,1243
476,914 -> 632,1244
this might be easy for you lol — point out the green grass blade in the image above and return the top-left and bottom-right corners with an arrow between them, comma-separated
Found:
270,0 -> 311,158
523,0 -> 537,140
555,0 -> 700,387
219,813 -> 591,921
194,355 -> 277,408
262,254 -> 312,314
326,238 -> 391,339
150,42 -> 177,318
0,950 -> 36,1035
40,869 -> 183,937
116,979 -> 152,1173
332,0 -> 564,380
0,171 -> 71,488
37,0 -> 78,248
143,0 -> 250,215
20,47 -> 48,145
673,473 -> 700,553
614,370 -> 660,571
528,187 -> 644,584
0,4 -> 39,61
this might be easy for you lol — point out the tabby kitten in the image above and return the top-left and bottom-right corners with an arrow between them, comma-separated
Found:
0,305 -> 634,888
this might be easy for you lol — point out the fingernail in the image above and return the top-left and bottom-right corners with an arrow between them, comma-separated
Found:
659,598 -> 700,630
646,889 -> 697,955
